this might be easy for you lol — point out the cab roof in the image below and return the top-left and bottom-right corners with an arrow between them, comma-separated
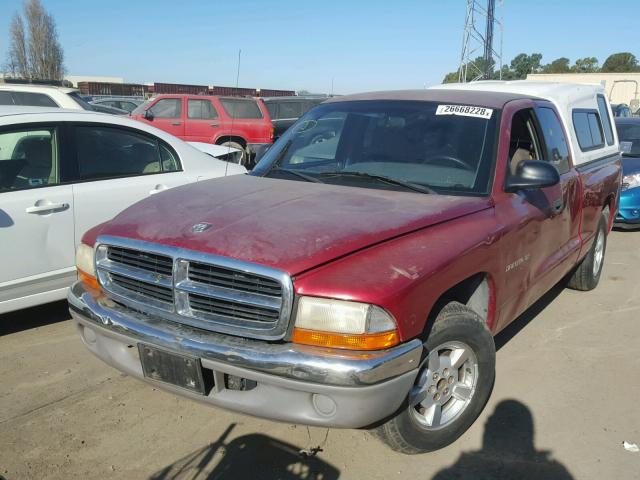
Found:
324,88 -> 531,109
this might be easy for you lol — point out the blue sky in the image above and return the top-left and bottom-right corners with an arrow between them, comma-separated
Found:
0,0 -> 638,94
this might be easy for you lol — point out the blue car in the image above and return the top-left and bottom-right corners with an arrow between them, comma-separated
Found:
614,118 -> 640,229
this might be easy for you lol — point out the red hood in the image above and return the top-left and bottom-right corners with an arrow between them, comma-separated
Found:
95,175 -> 491,275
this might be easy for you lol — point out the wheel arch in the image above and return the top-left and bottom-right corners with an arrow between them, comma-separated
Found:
215,135 -> 247,148
422,273 -> 497,339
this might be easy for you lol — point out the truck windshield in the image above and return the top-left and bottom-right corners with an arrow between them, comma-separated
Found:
253,100 -> 498,195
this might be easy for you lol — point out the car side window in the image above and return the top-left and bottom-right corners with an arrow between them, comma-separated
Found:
0,128 -> 58,192
535,107 -> 570,174
149,98 -> 182,119
507,109 -> 542,176
279,101 -> 302,119
187,99 -> 218,119
573,110 -> 605,151
11,92 -> 58,107
0,92 -> 14,105
220,98 -> 263,119
265,102 -> 278,119
596,95 -> 614,146
159,143 -> 180,172
75,126 -> 170,180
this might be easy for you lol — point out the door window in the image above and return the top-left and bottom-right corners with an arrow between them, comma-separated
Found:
75,126 -> 180,180
0,128 -> 57,192
187,99 -> 218,119
535,107 -> 570,174
149,98 -> 182,118
507,109 -> 542,175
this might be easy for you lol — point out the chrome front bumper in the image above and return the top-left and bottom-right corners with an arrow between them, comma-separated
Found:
68,282 -> 422,428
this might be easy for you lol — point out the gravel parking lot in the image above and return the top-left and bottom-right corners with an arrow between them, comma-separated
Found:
1,231 -> 639,480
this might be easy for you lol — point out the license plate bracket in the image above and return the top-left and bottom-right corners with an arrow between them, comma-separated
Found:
138,343 -> 206,395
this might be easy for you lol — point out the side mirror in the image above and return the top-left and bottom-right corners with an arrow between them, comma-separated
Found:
144,109 -> 154,121
505,160 -> 560,192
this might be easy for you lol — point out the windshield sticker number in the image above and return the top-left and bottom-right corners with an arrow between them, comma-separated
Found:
436,105 -> 493,119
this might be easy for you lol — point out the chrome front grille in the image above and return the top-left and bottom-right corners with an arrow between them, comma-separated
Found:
94,236 -> 293,340
107,246 -> 173,276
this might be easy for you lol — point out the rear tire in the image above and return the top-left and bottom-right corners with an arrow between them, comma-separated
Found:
375,302 -> 495,454
567,208 -> 608,291
220,141 -> 248,167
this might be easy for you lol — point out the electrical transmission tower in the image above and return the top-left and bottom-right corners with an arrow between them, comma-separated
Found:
458,0 -> 504,82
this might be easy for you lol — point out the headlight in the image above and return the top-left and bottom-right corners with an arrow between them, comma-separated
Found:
75,243 -> 99,291
291,296 -> 399,350
622,173 -> 640,191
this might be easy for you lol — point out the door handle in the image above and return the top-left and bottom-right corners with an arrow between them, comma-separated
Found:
171,122 -> 182,126
26,201 -> 69,214
149,184 -> 168,195
210,121 -> 220,127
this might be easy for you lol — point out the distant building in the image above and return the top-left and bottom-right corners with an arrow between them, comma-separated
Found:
64,75 -> 124,87
527,73 -> 640,110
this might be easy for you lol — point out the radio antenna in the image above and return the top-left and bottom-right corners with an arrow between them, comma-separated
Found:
224,48 -> 242,177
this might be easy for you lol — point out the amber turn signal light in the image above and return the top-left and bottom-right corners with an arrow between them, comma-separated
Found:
78,269 -> 101,296
291,327 -> 400,351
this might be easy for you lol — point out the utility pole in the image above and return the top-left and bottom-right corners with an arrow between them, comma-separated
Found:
458,0 -> 503,82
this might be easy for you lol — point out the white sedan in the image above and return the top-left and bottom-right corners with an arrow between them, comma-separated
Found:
0,107 -> 246,314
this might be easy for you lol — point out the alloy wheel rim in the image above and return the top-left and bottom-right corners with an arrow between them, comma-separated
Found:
593,229 -> 605,277
409,341 -> 478,431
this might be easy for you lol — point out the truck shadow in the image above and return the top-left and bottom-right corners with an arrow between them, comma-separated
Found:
494,279 -> 566,351
0,300 -> 71,336
150,423 -> 340,480
432,399 -> 574,479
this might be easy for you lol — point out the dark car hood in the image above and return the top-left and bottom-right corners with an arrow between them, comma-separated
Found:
622,156 -> 640,175
98,175 -> 492,275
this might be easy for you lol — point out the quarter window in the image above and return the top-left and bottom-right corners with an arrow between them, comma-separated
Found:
220,98 -> 263,119
573,110 -> 605,151
535,107 -> 570,174
187,99 -> 218,119
75,126 -> 179,180
11,92 -> 58,107
149,98 -> 182,118
0,128 -> 57,192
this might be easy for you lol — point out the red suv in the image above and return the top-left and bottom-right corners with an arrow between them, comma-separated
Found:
131,95 -> 273,166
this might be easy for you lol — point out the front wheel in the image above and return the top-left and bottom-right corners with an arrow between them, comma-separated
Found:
375,302 -> 495,454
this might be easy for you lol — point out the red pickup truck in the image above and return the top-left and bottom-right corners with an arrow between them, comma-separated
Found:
131,94 -> 273,166
69,82 -> 621,454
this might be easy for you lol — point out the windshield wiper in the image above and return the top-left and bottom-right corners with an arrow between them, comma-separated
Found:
320,171 -> 436,194
266,167 -> 324,183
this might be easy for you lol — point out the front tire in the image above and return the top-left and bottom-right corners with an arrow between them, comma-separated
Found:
376,302 -> 495,454
567,208 -> 608,291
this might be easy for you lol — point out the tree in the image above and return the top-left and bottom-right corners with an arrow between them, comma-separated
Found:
7,15 -> 28,77
509,53 -> 543,79
5,0 -> 64,80
601,52 -> 639,72
441,56 -> 496,83
572,57 -> 599,73
543,57 -> 571,74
